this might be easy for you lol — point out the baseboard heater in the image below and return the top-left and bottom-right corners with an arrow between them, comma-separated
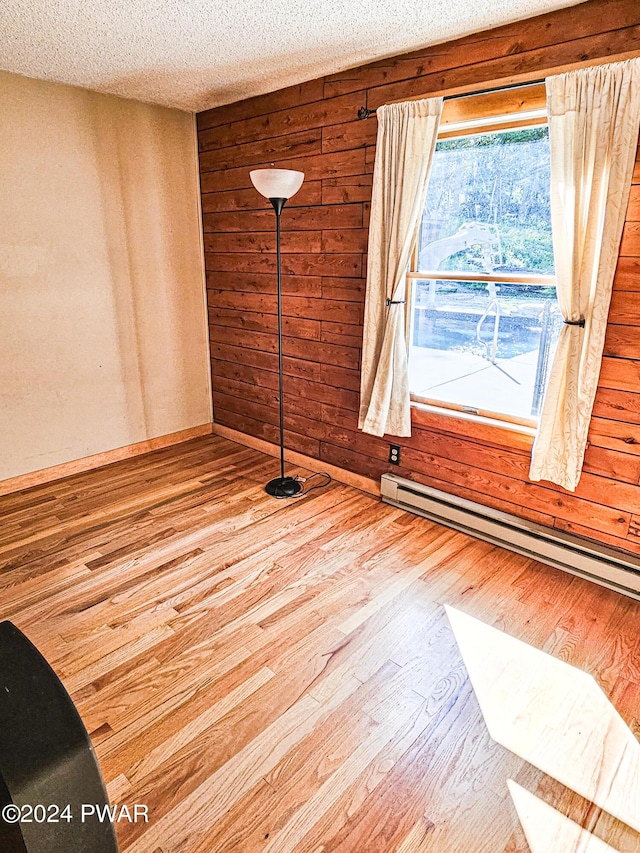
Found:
381,473 -> 640,601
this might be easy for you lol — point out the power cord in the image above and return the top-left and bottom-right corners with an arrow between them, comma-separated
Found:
292,472 -> 332,496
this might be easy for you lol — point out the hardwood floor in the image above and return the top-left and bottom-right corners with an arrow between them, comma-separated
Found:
1,434 -> 640,852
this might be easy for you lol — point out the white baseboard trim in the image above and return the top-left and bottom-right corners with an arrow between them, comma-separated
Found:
381,472 -> 640,601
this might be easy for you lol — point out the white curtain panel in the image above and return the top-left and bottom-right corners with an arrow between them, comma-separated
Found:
530,59 -> 640,491
359,97 -> 443,437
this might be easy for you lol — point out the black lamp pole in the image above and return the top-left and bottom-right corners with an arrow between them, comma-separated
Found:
249,168 -> 304,498
264,196 -> 302,498
264,198 -> 302,498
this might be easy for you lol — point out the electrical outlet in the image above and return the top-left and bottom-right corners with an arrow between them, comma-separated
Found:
389,444 -> 401,465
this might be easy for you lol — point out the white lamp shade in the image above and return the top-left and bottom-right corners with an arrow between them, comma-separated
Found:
249,168 -> 304,200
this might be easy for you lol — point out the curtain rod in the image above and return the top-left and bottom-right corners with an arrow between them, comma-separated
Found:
356,79 -> 545,119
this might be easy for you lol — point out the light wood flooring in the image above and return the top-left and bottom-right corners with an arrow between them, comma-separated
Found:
1,434 -> 640,852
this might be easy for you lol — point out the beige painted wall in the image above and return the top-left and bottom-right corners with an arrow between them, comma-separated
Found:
0,71 -> 211,481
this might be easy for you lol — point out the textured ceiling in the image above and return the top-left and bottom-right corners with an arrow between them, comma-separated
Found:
0,0 -> 584,113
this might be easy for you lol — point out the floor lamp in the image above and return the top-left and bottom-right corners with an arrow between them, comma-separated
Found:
249,168 -> 305,498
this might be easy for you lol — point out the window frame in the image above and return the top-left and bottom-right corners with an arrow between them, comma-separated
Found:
407,83 -> 557,431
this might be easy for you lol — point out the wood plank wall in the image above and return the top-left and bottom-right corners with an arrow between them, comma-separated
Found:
198,0 -> 640,556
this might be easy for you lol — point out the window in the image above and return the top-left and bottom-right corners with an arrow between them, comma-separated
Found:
407,85 -> 562,427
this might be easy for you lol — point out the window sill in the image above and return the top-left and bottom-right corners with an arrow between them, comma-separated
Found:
410,400 -> 535,452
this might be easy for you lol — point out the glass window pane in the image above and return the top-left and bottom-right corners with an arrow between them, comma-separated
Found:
418,127 -> 554,277
409,279 -> 563,420
410,123 -> 561,423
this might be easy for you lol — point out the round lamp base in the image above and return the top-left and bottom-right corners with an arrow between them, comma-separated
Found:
265,476 -> 303,499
